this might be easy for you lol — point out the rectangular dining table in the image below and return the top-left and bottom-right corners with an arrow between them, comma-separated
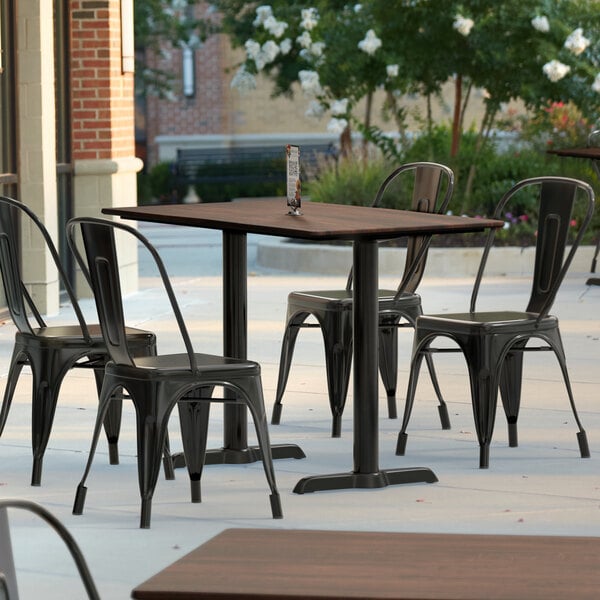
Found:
105,199 -> 502,493
131,527 -> 600,599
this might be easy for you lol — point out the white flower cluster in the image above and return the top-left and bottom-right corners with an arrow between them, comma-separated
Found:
299,69 -> 323,97
542,59 -> 571,82
534,20 -> 596,91
230,65 -> 257,92
301,8 -> 319,31
253,5 -> 288,38
358,29 -> 382,55
453,14 -> 474,37
531,16 -> 550,33
327,118 -> 348,135
564,27 -> 591,56
386,64 -> 399,79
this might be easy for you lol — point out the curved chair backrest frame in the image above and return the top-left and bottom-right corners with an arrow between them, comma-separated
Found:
469,176 -> 595,321
345,162 -> 454,296
0,499 -> 100,599
0,196 -> 92,340
67,217 -> 199,373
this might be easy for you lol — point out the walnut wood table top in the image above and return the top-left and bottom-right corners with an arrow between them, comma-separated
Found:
547,146 -> 600,160
131,528 -> 600,600
105,199 -> 502,242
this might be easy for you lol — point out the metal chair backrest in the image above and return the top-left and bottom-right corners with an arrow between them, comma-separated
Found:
0,196 -> 91,339
67,217 -> 199,372
470,176 -> 595,320
345,162 -> 454,296
0,499 -> 100,599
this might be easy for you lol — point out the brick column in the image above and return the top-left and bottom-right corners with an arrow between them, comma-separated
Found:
71,0 -> 141,294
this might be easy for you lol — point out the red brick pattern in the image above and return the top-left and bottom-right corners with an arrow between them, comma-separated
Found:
71,0 -> 135,160
145,4 -> 227,166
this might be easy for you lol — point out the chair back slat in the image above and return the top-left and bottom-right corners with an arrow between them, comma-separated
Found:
345,162 -> 454,294
69,217 -> 199,372
469,177 -> 594,318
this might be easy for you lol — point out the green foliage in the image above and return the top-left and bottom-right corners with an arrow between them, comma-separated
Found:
308,154 -> 391,207
308,126 -> 600,246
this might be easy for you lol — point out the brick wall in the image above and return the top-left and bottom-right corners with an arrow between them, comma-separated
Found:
70,0 -> 135,161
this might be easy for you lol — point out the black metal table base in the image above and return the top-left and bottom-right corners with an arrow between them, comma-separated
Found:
293,467 -> 438,494
171,444 -> 305,469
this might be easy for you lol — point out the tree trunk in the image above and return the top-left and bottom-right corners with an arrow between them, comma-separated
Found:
464,105 -> 497,200
340,124 -> 352,158
451,74 -> 462,158
362,90 -> 373,161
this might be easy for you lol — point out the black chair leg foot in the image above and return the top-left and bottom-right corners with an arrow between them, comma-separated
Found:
190,479 -> 201,503
108,442 -> 119,465
387,395 -> 397,419
270,493 -> 283,519
331,415 -> 342,438
438,404 -> 451,430
577,430 -> 590,458
31,458 -> 43,486
479,445 -> 490,469
73,484 -> 87,515
508,422 -> 518,447
271,403 -> 282,425
140,499 -> 152,529
396,432 -> 407,455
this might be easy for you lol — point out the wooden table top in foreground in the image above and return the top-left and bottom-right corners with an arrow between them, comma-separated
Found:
547,146 -> 600,160
132,528 -> 600,600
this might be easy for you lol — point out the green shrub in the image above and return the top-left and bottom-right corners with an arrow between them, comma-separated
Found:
306,126 -> 599,246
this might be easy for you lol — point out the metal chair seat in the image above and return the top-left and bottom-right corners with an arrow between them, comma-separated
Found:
272,162 -> 455,437
417,311 -> 558,333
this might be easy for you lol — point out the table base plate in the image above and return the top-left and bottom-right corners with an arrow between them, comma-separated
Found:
293,467 -> 437,494
172,444 -> 305,468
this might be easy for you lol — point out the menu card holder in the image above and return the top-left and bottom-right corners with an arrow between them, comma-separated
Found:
286,145 -> 302,215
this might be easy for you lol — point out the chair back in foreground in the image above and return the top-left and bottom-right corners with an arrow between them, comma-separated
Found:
0,499 -> 100,599
397,176 -> 595,468
0,197 -> 155,485
66,217 -> 282,528
272,162 -> 454,437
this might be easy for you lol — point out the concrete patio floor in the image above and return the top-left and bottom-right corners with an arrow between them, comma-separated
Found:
1,222 -> 599,598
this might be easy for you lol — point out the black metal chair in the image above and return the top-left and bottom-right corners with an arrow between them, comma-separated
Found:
67,217 -> 282,528
271,162 -> 455,437
0,196 -> 156,485
0,499 -> 100,599
397,176 -> 595,468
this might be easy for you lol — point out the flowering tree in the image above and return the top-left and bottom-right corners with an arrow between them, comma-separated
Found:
218,0 -> 600,165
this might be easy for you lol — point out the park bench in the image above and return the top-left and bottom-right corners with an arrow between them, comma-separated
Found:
174,144 -> 337,188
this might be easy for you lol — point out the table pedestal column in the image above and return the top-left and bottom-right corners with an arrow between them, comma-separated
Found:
294,239 -> 436,492
204,231 -> 304,464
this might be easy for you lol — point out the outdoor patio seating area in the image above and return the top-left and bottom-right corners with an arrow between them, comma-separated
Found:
1,223 -> 599,598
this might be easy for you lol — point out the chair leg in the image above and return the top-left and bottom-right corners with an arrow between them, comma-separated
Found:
378,320 -> 399,419
424,353 -> 451,430
498,350 -> 524,448
547,332 -> 590,459
464,347 -> 499,469
396,349 -> 427,456
0,352 -> 25,437
132,384 -> 175,529
30,362 -> 65,486
322,312 -> 353,438
73,384 -> 117,516
94,367 -> 122,465
178,392 -> 211,503
272,320 -> 303,426
243,376 -> 283,519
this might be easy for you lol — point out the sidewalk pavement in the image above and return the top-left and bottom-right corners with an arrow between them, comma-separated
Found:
1,222 -> 599,599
